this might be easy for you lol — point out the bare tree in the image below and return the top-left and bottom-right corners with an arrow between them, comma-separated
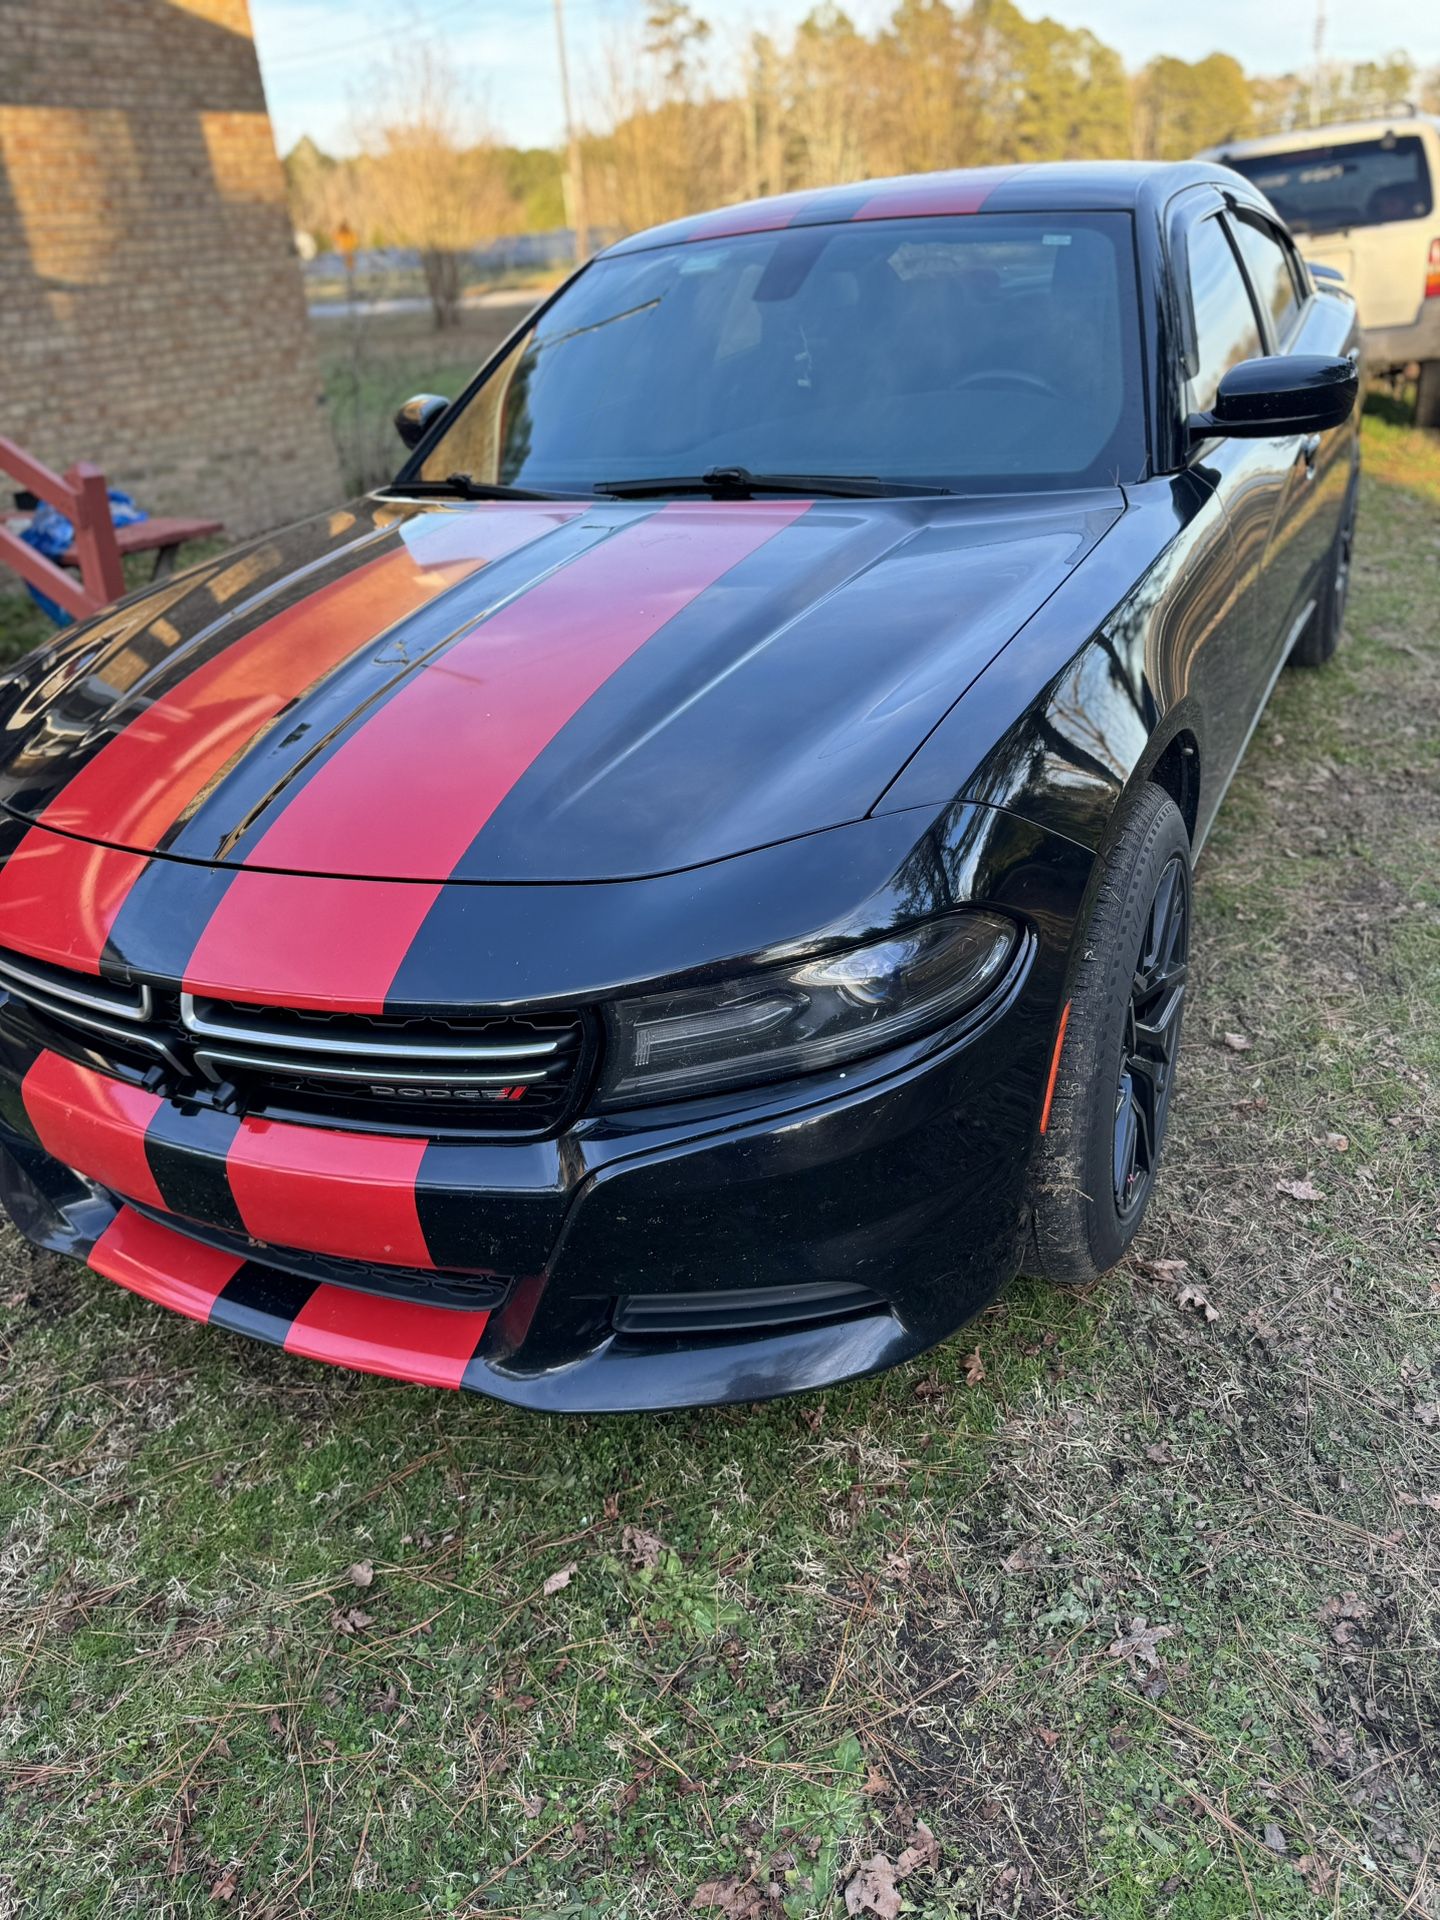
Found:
351,42 -> 517,328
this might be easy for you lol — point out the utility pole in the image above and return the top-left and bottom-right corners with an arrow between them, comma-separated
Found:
1311,0 -> 1326,126
552,0 -> 589,264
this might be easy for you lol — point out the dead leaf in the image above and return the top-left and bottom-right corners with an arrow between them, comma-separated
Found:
1177,1283 -> 1218,1322
862,1764 -> 890,1796
1319,1593 -> 1372,1647
799,1403 -> 825,1432
962,1348 -> 985,1388
1413,1403 -> 1440,1429
543,1561 -> 578,1597
346,1560 -> 374,1589
621,1526 -> 666,1570
691,1878 -> 765,1917
1324,1132 -> 1350,1152
896,1821 -> 939,1877
1037,1726 -> 1060,1747
881,1550 -> 911,1583
209,1866 -> 239,1902
602,1492 -> 620,1522
1263,1821 -> 1287,1854
1107,1616 -> 1177,1671
1222,1031 -> 1253,1052
1276,1177 -> 1322,1202
330,1605 -> 374,1635
845,1854 -> 902,1919
1138,1255 -> 1188,1280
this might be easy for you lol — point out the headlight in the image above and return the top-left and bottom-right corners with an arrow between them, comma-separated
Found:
597,910 -> 1018,1108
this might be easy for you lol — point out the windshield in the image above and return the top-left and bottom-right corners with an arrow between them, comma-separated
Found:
1224,134 -> 1434,234
416,212 -> 1147,496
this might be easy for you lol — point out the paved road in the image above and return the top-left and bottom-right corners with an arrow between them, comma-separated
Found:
308,288 -> 540,322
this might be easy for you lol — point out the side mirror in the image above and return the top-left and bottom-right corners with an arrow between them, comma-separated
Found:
1189,354 -> 1357,443
394,393 -> 450,451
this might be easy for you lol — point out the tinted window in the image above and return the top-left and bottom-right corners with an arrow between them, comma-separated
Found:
1231,215 -> 1302,340
419,212 -> 1148,495
1224,135 -> 1433,234
1187,215 -> 1262,414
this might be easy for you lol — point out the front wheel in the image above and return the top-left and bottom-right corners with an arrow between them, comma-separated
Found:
1028,784 -> 1191,1287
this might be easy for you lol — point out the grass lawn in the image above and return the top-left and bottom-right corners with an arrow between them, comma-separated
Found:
0,412 -> 1436,1918
315,306 -> 528,497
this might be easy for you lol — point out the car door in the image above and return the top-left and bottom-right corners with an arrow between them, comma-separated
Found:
1225,205 -> 1339,658
1173,198 -> 1294,793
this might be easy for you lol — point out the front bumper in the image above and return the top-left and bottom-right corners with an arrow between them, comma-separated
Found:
0,802 -> 1093,1410
0,946 -> 1051,1409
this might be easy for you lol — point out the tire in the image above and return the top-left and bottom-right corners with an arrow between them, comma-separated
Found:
1416,361 -> 1440,431
1028,784 -> 1191,1288
1288,478 -> 1356,669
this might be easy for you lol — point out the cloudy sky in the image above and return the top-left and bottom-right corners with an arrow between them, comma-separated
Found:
249,0 -> 1440,156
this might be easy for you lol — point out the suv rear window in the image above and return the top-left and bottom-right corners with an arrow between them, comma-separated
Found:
1223,134 -> 1434,234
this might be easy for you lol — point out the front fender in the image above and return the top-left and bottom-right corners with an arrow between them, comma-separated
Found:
874,470 -> 1233,853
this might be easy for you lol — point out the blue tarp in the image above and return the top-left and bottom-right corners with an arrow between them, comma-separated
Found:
21,489 -> 146,625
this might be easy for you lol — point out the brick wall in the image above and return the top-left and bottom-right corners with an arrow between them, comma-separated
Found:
0,0 -> 341,541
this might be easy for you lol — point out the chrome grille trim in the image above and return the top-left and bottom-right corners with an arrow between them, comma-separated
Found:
0,949 -> 151,1023
178,993 -> 562,1063
190,1046 -> 551,1089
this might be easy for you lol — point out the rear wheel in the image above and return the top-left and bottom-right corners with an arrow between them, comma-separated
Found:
1029,784 -> 1190,1288
1416,361 -> 1440,431
1289,480 -> 1356,669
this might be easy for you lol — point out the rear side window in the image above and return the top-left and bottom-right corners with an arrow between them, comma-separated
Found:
1224,135 -> 1434,234
1231,215 -> 1302,341
1186,215 -> 1262,415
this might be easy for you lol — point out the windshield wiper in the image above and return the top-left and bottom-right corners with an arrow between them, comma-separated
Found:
593,466 -> 953,500
388,472 -> 564,502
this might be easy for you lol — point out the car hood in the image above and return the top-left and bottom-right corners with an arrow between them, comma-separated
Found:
0,490 -> 1120,883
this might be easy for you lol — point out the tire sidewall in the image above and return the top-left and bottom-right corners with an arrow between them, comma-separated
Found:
1031,784 -> 1192,1284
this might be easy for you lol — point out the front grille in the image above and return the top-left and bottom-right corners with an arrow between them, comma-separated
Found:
180,995 -> 587,1133
0,946 -> 590,1138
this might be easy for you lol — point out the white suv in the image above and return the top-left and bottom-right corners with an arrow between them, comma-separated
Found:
1199,112 -> 1440,426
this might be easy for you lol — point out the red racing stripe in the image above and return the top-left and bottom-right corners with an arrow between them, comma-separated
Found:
185,501 -> 811,1012
227,1116 -> 432,1269
22,1051 -> 165,1209
0,831 -> 149,974
89,1205 -> 243,1322
0,513 -> 571,975
181,872 -> 442,1014
852,168 -> 1017,221
283,1285 -> 488,1390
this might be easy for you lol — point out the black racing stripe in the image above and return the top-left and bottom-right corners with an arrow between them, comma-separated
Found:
0,1023 -> 46,1144
210,1263 -> 317,1344
0,528 -> 395,817
166,511 -> 639,870
0,813 -> 33,865
100,856 -> 240,989
414,1141 -> 563,1276
143,1099 -> 244,1235
436,503 -> 892,883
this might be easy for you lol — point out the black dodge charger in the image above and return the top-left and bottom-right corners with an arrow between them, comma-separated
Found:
0,162 -> 1359,1409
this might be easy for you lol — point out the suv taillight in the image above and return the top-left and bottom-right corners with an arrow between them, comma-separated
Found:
1427,238 -> 1440,301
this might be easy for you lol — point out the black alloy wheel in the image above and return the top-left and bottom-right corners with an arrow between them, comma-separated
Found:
1028,782 -> 1192,1287
1112,852 -> 1188,1222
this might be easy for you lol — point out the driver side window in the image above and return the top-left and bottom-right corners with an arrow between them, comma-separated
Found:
1186,214 -> 1263,415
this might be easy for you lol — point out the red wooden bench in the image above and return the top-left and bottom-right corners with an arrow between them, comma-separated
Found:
0,435 -> 222,621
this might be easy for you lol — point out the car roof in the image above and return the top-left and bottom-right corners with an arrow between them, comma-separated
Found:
599,161 -> 1233,258
1198,113 -> 1440,161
